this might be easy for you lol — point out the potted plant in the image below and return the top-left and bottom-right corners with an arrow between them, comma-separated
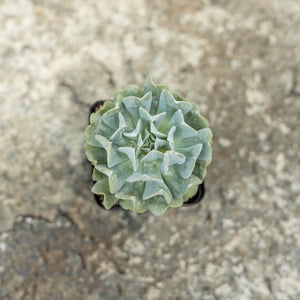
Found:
85,77 -> 212,216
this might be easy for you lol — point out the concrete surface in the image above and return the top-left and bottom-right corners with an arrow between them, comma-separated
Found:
0,0 -> 300,299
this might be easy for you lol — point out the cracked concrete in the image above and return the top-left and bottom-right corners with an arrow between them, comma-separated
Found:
1,0 -> 300,299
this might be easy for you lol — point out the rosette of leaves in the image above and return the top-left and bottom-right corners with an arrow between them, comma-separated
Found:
85,77 -> 212,216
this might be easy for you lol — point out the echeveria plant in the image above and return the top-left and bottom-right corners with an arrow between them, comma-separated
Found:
85,78 -> 212,216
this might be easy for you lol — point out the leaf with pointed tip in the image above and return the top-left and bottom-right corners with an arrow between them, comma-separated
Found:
167,109 -> 184,129
90,112 -> 115,138
174,136 -> 200,149
188,174 -> 202,187
90,111 -> 101,125
98,101 -> 115,116
118,147 -> 138,171
119,198 -> 148,213
101,108 -> 119,130
176,143 -> 203,159
115,182 -> 142,200
157,89 -> 178,113
197,128 -> 212,142
147,196 -> 169,216
175,144 -> 203,179
192,160 -> 207,181
110,112 -> 128,145
143,128 -> 151,142
144,78 -> 169,113
124,119 -> 141,138
164,150 -> 185,167
158,88 -> 193,116
169,197 -> 184,208
143,181 -> 172,204
143,76 -> 158,96
122,96 -> 141,125
95,135 -> 127,168
141,150 -> 164,163
140,91 -> 153,112
198,142 -> 212,162
126,163 -> 162,183
113,85 -> 144,103
172,91 -> 184,102
116,182 -> 148,213
182,183 -> 198,203
92,167 -> 106,181
113,90 -> 126,103
150,122 -> 166,138
180,176 -> 201,202
91,180 -> 119,209
136,133 -> 143,156
96,159 -> 133,194
166,126 -> 176,150
176,159 -> 197,179
139,106 -> 166,123
86,144 -> 107,165
177,101 -> 194,115
91,180 -> 105,194
154,138 -> 169,151
162,169 -> 189,198
118,199 -> 135,211
126,173 -> 162,183
184,110 -> 209,130
174,122 -> 198,139
125,84 -> 144,97
85,124 -> 103,147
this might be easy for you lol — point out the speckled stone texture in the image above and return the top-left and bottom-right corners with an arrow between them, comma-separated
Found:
0,0 -> 300,299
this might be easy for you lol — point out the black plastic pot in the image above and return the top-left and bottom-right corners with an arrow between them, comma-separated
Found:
88,100 -> 206,210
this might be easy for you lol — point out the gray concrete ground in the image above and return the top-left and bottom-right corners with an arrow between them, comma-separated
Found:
0,0 -> 300,299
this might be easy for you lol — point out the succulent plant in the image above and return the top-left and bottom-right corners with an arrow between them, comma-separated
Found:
85,77 -> 212,216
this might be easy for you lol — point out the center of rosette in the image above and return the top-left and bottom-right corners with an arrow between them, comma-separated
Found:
146,132 -> 155,148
